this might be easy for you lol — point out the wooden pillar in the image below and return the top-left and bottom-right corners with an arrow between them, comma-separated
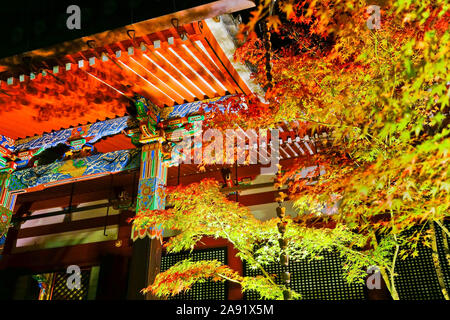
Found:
0,171 -> 17,257
127,142 -> 167,300
127,237 -> 162,300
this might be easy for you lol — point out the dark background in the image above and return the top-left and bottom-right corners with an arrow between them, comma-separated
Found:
0,0 -> 217,59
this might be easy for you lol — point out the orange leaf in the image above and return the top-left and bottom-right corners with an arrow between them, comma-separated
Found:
267,15 -> 282,32
282,3 -> 295,19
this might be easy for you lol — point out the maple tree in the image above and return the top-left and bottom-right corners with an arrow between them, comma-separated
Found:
133,0 -> 449,300
133,179 -> 394,299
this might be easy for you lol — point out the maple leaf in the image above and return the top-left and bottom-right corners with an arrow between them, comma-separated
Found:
133,0 -> 450,301
247,4 -> 264,32
267,15 -> 282,32
282,2 -> 295,19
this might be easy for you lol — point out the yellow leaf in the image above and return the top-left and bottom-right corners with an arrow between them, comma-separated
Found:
267,15 -> 281,32
282,3 -> 295,18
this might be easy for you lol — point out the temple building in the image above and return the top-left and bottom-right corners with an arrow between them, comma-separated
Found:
0,1 -> 447,300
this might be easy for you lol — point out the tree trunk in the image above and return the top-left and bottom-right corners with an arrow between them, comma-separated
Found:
372,233 -> 400,300
437,220 -> 450,267
389,240 -> 400,300
430,222 -> 450,300
388,271 -> 400,300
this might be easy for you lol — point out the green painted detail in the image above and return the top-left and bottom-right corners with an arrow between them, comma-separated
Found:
0,206 -> 13,236
135,99 -> 148,119
188,115 -> 204,123
131,135 -> 141,146
150,151 -> 155,177
73,159 -> 87,168
33,147 -> 45,156
6,175 -> 26,190
70,139 -> 86,147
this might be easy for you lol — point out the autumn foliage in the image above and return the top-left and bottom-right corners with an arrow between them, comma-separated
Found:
134,0 -> 450,300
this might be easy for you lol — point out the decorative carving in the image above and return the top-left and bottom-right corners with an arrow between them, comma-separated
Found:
132,142 -> 167,244
13,116 -> 131,153
0,206 -> 13,240
111,189 -> 133,210
0,171 -> 16,253
64,133 -> 94,160
9,149 -> 140,192
133,94 -> 164,144
33,273 -> 54,300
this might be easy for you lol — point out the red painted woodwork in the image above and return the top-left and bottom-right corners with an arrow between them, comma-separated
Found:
0,22 -> 248,140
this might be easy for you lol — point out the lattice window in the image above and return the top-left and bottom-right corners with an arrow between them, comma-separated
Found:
244,250 -> 366,300
395,221 -> 450,300
49,269 -> 90,300
33,269 -> 90,300
160,247 -> 227,300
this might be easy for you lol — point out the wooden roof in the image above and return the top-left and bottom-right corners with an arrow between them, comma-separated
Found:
0,20 -> 252,140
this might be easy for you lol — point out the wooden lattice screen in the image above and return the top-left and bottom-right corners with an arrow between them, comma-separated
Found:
160,247 -> 227,300
244,250 -> 366,300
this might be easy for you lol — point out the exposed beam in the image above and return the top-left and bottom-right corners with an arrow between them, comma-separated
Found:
0,0 -> 255,71
12,203 -> 113,223
221,181 -> 275,193
16,212 -> 133,238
